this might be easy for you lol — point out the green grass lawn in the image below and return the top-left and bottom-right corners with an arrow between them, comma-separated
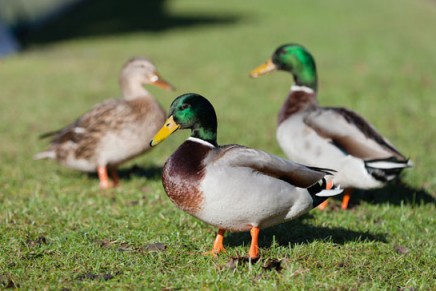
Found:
1,0 -> 435,289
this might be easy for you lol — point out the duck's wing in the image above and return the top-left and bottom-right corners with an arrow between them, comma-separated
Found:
213,145 -> 334,188
304,107 -> 407,161
40,99 -> 128,144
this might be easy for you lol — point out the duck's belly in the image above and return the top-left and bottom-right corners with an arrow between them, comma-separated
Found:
97,119 -> 162,166
97,131 -> 149,165
196,166 -> 313,232
277,117 -> 383,189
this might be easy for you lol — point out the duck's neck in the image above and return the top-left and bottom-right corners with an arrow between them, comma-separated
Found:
120,79 -> 151,100
277,85 -> 318,125
190,117 -> 218,147
290,56 -> 318,91
191,126 -> 218,147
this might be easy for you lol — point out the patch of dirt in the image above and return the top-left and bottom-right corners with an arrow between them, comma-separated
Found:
262,258 -> 282,272
76,273 -> 114,281
25,236 -> 48,247
394,245 -> 410,255
144,242 -> 166,252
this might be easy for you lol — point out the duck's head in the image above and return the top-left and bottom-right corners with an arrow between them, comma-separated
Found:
250,44 -> 318,91
150,93 -> 218,147
120,57 -> 175,94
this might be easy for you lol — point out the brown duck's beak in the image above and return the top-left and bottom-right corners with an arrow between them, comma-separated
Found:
249,59 -> 277,78
150,72 -> 175,91
150,116 -> 180,147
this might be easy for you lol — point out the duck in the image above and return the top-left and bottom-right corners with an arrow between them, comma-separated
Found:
34,57 -> 175,189
250,44 -> 412,209
150,93 -> 342,259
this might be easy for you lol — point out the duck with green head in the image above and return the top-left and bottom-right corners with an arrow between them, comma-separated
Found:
150,93 -> 342,259
250,44 -> 412,209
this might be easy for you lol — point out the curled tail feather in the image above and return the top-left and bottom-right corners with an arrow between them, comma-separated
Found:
308,176 -> 343,208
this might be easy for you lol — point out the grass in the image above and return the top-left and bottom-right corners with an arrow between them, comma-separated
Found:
1,0 -> 435,289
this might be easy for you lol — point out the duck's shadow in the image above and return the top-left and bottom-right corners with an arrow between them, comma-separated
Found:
225,214 -> 387,250
340,179 -> 435,209
118,164 -> 163,181
87,164 -> 162,182
19,0 -> 242,46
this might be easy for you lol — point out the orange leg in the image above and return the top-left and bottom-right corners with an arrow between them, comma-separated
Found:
98,166 -> 114,189
341,189 -> 352,210
109,168 -> 120,187
205,229 -> 226,257
248,227 -> 260,259
318,199 -> 329,210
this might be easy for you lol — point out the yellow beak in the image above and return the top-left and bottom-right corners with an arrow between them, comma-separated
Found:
150,116 -> 180,147
249,59 -> 277,78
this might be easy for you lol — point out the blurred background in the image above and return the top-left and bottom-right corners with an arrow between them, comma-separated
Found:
0,0 -> 435,192
0,0 -> 237,56
0,0 -> 435,288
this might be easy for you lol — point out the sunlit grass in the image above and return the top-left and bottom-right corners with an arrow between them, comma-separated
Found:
0,0 -> 435,289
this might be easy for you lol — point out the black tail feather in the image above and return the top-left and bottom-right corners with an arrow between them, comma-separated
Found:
39,129 -> 62,139
308,178 -> 335,208
365,157 -> 412,183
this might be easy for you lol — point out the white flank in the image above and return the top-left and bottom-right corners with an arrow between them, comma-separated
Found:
366,161 -> 410,169
290,85 -> 315,94
315,186 -> 343,197
187,137 -> 215,148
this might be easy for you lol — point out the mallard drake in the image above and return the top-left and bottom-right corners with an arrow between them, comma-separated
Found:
34,57 -> 174,189
250,44 -> 412,209
150,93 -> 342,259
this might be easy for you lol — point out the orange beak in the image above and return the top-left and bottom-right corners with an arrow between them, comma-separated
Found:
150,72 -> 175,91
249,59 -> 277,78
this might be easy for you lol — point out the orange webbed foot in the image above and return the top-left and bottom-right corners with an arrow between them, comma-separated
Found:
204,229 -> 226,257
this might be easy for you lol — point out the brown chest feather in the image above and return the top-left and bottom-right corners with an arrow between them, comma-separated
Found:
278,90 -> 317,125
162,141 -> 211,215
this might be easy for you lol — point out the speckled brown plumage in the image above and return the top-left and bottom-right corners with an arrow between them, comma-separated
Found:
35,57 -> 173,188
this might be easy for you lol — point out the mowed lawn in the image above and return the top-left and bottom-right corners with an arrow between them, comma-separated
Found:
1,0 -> 435,289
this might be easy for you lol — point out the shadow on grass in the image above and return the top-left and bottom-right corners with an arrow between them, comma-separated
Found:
19,0 -> 241,47
117,164 -> 162,181
86,164 -> 162,182
225,214 -> 387,250
336,179 -> 435,209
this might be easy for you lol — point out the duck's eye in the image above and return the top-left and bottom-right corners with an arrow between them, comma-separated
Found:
179,104 -> 190,110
